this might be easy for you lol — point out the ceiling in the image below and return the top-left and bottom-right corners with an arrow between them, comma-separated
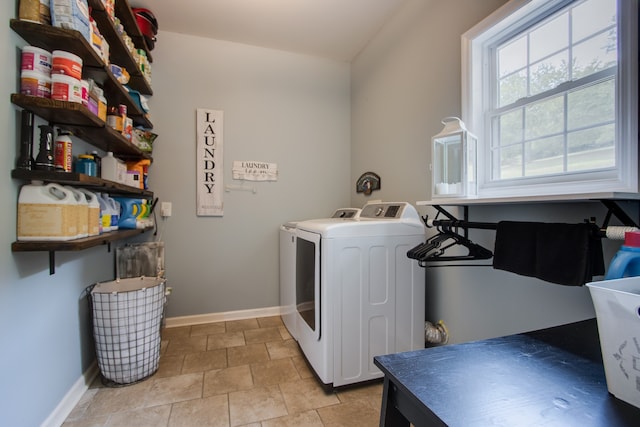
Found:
128,0 -> 408,62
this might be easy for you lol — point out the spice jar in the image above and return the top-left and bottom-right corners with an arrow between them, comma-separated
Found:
19,0 -> 40,23
19,0 -> 50,24
106,106 -> 123,132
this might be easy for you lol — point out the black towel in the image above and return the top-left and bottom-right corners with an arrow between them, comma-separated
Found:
493,221 -> 604,286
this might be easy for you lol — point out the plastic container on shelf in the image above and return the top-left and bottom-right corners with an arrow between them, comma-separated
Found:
51,73 -> 82,103
51,0 -> 91,43
17,181 -> 78,241
51,50 -> 83,80
106,107 -> 123,132
91,150 -> 102,176
21,46 -> 52,75
80,79 -> 89,106
97,193 -> 112,233
108,197 -> 120,231
76,188 -> 100,236
54,129 -> 73,172
101,151 -> 127,183
20,70 -> 51,98
64,186 -> 88,238
87,94 -> 98,116
605,231 -> 640,279
113,197 -> 143,229
19,0 -> 50,24
126,159 -> 151,189
96,88 -> 107,121
74,154 -> 97,176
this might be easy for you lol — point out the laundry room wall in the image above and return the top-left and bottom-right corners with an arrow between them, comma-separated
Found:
0,3 -> 121,425
350,0 -> 629,343
147,32 -> 351,318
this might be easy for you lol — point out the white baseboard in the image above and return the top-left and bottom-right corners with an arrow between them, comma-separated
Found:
165,306 -> 283,328
41,362 -> 99,427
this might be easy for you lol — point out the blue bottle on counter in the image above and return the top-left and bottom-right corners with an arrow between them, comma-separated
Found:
605,231 -> 640,279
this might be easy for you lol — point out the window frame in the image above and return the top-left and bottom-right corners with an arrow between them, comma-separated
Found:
461,0 -> 638,199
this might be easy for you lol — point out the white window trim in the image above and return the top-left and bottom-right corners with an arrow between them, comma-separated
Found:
461,0 -> 638,200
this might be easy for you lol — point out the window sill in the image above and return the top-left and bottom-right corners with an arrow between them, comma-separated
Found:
417,191 -> 640,206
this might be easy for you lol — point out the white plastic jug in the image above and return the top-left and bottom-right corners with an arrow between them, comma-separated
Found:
101,151 -> 126,183
76,188 -> 100,236
17,181 -> 78,240
65,186 -> 88,238
97,192 -> 112,232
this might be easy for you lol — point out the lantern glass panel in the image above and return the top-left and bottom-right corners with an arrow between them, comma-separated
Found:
433,133 -> 463,196
467,132 -> 478,196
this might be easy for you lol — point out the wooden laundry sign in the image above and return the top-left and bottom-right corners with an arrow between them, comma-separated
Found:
232,161 -> 278,181
196,109 -> 224,216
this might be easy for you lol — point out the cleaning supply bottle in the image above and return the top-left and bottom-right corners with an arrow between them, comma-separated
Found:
108,196 -> 120,231
113,197 -> 140,229
17,181 -> 77,241
76,188 -> 100,236
54,129 -> 73,172
97,193 -> 112,232
64,186 -> 88,238
605,231 -> 640,279
101,151 -> 126,183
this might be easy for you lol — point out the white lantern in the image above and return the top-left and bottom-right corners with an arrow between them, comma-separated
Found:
431,117 -> 477,198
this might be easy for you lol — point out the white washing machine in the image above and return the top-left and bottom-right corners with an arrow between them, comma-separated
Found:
294,202 -> 426,387
279,208 -> 361,341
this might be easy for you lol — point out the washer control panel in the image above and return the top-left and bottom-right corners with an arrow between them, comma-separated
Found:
360,202 -> 411,219
331,208 -> 361,219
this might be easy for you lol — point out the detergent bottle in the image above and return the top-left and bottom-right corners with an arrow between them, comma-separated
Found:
605,231 -> 640,279
17,181 -> 77,240
76,188 -> 101,236
97,193 -> 112,232
64,186 -> 88,238
108,197 -> 120,231
113,197 -> 141,229
137,199 -> 154,229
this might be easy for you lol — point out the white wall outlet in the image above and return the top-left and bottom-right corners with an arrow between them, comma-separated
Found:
161,202 -> 172,217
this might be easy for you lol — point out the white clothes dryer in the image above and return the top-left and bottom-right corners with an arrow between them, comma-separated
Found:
279,208 -> 361,341
294,202 -> 426,387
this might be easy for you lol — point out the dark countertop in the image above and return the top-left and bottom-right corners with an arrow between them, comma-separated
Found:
374,319 -> 640,426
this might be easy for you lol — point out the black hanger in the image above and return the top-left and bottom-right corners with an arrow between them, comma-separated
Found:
407,232 -> 451,260
408,229 -> 493,266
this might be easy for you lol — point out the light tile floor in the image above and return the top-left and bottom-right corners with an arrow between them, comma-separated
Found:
63,316 -> 384,426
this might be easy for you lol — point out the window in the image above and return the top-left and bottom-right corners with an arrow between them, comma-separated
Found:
462,0 -> 637,198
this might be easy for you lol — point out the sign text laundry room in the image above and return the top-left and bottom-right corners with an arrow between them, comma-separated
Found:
232,161 -> 278,181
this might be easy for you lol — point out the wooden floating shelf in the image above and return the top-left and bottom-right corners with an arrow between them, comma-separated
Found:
11,169 -> 153,197
12,228 -> 154,275
12,228 -> 153,253
11,94 -> 153,158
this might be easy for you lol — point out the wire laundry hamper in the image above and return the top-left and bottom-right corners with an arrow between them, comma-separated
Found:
90,276 -> 166,385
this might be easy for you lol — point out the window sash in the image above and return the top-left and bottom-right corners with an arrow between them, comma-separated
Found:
460,0 -> 637,198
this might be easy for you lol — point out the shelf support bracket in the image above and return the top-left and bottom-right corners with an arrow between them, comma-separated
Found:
49,251 -> 55,275
599,199 -> 640,229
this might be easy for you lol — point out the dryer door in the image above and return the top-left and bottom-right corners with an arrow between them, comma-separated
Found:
295,228 -> 321,340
